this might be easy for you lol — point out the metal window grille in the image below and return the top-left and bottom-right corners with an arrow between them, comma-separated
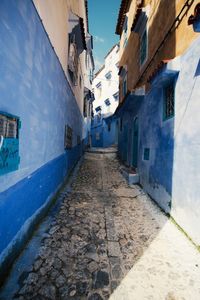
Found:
64,125 -> 73,149
164,83 -> 175,119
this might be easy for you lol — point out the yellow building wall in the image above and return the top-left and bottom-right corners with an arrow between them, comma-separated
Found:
119,0 -> 199,101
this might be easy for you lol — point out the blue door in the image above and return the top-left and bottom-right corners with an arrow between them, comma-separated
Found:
132,117 -> 138,168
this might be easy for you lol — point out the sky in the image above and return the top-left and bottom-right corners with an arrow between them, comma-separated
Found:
88,0 -> 121,72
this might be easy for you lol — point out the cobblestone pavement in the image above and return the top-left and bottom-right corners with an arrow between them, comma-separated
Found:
2,152 -> 200,299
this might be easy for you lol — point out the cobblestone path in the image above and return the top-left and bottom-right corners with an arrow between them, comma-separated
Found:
1,152 -> 200,299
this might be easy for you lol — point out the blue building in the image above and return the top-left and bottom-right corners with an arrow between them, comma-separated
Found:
91,114 -> 118,148
116,0 -> 200,246
0,0 -> 94,280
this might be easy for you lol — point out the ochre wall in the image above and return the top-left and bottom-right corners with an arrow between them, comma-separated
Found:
118,0 -> 199,101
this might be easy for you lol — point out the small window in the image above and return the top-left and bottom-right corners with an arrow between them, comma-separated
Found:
95,106 -> 101,113
123,16 -> 128,48
105,71 -> 112,80
83,97 -> 87,117
108,123 -> 111,132
143,148 -> 150,160
64,125 -> 73,149
113,92 -> 119,101
140,29 -> 147,66
96,82 -> 102,89
0,112 -> 21,175
68,34 -> 79,85
96,82 -> 102,97
104,98 -> 111,106
163,82 -> 175,120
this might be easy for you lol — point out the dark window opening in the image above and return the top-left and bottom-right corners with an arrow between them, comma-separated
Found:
144,148 -> 150,160
64,125 -> 73,149
83,97 -> 87,118
164,82 -> 175,120
105,98 -> 111,106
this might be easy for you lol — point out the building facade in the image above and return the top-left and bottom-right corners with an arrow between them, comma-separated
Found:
91,44 -> 119,147
115,0 -> 200,245
0,0 -> 94,281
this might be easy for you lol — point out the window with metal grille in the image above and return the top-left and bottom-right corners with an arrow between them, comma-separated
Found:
104,98 -> 111,106
105,71 -> 112,80
0,112 -> 21,175
64,125 -> 73,149
96,82 -> 101,88
68,35 -> 79,85
163,82 -> 175,120
95,106 -> 101,113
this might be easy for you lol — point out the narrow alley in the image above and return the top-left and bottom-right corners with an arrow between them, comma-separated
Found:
1,151 -> 200,300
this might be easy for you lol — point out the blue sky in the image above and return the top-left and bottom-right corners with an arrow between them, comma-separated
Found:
88,0 -> 121,72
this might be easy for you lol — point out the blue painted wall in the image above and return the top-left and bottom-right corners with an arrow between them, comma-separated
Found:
117,36 -> 200,245
91,115 -> 117,148
0,0 -> 86,276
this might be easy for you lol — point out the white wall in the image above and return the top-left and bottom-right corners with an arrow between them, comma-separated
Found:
92,44 -> 119,117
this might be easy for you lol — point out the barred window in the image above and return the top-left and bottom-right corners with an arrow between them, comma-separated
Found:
164,82 -> 175,120
64,125 -> 73,149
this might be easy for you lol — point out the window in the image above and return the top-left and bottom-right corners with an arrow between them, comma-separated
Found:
0,112 -> 21,175
143,148 -> 150,160
163,82 -> 175,120
95,106 -> 101,113
104,98 -> 111,106
89,70 -> 93,82
64,125 -> 73,149
83,97 -> 87,117
68,34 -> 79,85
113,92 -> 119,101
140,29 -> 148,66
108,123 -> 111,132
105,71 -> 112,80
96,82 -> 101,89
